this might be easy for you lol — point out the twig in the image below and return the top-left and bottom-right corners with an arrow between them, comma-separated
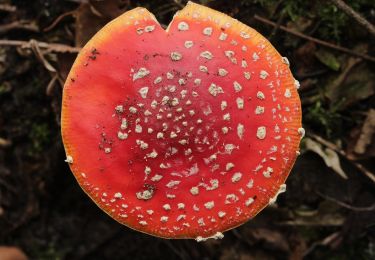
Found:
0,20 -> 39,34
268,12 -> 285,41
316,191 -> 375,211
0,4 -> 17,12
44,10 -> 76,32
304,232 -> 342,257
308,133 -> 375,183
254,15 -> 375,63
0,39 -> 81,53
330,0 -> 375,38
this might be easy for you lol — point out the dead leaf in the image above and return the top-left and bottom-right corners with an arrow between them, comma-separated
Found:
354,109 -> 375,155
246,228 -> 290,252
325,56 -> 374,110
0,247 -> 28,260
315,48 -> 340,71
304,138 -> 348,179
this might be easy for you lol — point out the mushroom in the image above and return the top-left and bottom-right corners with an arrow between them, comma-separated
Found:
61,2 -> 302,240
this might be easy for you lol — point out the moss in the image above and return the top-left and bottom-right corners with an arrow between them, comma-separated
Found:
28,123 -> 51,155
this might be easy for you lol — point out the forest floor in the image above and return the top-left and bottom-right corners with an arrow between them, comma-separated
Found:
0,0 -> 374,259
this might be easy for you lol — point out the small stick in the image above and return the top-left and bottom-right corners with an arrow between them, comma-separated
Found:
44,10 -> 76,32
0,20 -> 39,34
0,39 -> 81,53
330,0 -> 375,38
316,191 -> 375,211
254,15 -> 375,63
0,4 -> 17,12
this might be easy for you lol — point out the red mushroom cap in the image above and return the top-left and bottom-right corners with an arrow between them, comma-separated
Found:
61,2 -> 302,240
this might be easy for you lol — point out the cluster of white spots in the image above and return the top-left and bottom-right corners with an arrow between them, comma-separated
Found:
223,113 -> 230,121
231,82 -> 242,94
162,203 -> 171,210
259,70 -> 269,79
241,60 -> 248,68
160,162 -> 171,169
136,190 -> 153,200
252,53 -> 259,61
151,174 -> 163,182
219,32 -> 228,41
224,144 -> 236,154
231,172 -> 242,183
129,106 -> 137,114
221,101 -> 227,110
240,31 -> 250,39
190,186 -> 199,195
284,88 -> 291,98
144,166 -> 151,175
263,167 -> 273,178
223,50 -> 236,64
184,40 -> 193,48
146,149 -> 158,158
133,67 -> 150,81
247,179 -> 254,189
208,83 -> 224,97
255,106 -> 265,115
166,72 -> 173,80
199,65 -> 208,73
114,192 -> 123,199
237,123 -> 244,139
178,78 -> 186,85
200,51 -> 213,60
160,216 -> 168,222
170,52 -> 182,61
138,86 -> 149,99
177,21 -> 189,31
225,194 -> 239,204
204,201 -> 215,209
144,25 -> 155,32
154,76 -> 162,84
166,180 -> 181,188
244,71 -> 251,80
245,197 -> 254,206
257,91 -> 265,100
203,27 -> 213,36
136,139 -> 149,150
115,105 -> 124,113
226,162 -> 235,171
65,155 -> 73,164
177,215 -> 186,221
257,126 -> 266,140
236,97 -> 244,109
218,68 -> 228,76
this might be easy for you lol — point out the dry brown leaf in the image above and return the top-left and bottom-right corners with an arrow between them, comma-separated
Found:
305,138 -> 348,179
354,109 -> 375,155
0,247 -> 28,260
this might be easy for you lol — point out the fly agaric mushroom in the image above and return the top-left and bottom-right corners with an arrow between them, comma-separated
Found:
61,2 -> 303,240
